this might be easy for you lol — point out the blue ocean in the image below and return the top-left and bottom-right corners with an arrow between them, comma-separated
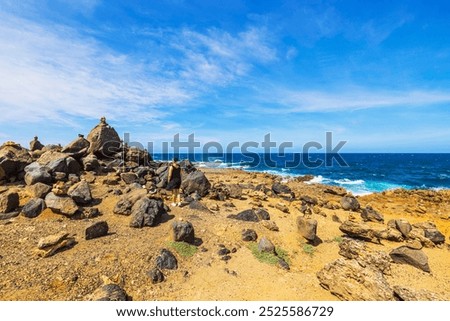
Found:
152,153 -> 450,196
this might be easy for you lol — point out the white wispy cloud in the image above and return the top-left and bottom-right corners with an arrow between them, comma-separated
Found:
0,11 -> 276,126
259,88 -> 450,113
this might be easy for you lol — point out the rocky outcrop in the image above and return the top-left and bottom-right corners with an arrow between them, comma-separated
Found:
393,286 -> 445,301
29,136 -> 44,151
113,188 -> 148,215
156,249 -> 178,270
271,183 -> 291,195
85,221 -> 109,240
412,221 -> 445,244
21,198 -> 46,218
129,197 -> 165,228
181,171 -> 211,197
242,229 -> 258,241
0,142 -> 32,180
86,117 -> 121,158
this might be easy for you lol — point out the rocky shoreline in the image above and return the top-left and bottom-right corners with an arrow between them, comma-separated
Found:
1,118 -> 449,301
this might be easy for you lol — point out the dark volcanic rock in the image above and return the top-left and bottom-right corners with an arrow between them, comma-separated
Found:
147,268 -> 165,284
129,197 -> 165,228
296,217 -> 318,242
389,246 -> 430,273
340,196 -> 360,211
181,171 -> 211,197
89,284 -> 128,301
85,221 -> 109,240
156,249 -> 178,270
339,220 -> 381,244
271,183 -> 291,195
361,206 -> 384,223
82,154 -> 100,172
68,180 -> 92,205
172,221 -> 195,244
188,200 -> 211,212
0,142 -> 32,180
413,222 -> 445,244
228,209 -> 259,222
241,229 -> 258,241
21,198 -> 46,218
0,191 -> 19,213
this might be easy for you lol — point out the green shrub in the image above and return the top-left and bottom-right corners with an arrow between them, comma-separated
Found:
248,243 -> 290,265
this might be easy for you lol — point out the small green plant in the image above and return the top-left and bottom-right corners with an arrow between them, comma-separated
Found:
332,236 -> 343,244
302,244 -> 315,256
248,243 -> 290,265
167,241 -> 198,257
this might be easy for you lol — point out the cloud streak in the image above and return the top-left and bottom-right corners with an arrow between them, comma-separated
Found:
258,88 -> 450,113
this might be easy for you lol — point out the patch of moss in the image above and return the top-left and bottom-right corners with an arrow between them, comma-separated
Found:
167,241 -> 198,257
332,236 -> 343,244
302,244 -> 315,256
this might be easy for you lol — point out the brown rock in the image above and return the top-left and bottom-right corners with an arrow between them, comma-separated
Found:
0,191 -> 19,213
339,220 -> 381,244
389,246 -> 430,273
296,217 -> 317,242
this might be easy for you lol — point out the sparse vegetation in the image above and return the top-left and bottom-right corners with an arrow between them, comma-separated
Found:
248,243 -> 290,265
167,241 -> 198,257
302,244 -> 315,256
332,236 -> 343,244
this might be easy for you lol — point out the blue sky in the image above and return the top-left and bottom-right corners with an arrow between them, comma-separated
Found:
1,0 -> 450,152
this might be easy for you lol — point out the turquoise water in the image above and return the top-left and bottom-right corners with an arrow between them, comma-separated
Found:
152,153 -> 450,195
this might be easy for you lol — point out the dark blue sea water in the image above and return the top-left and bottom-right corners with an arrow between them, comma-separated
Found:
152,153 -> 450,195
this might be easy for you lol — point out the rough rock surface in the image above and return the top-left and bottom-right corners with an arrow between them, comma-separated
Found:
0,142 -> 32,180
86,117 -> 121,158
68,180 -> 92,205
21,198 -> 46,218
181,171 -> 211,197
339,220 -> 381,244
85,221 -> 109,240
156,249 -> 178,270
389,246 -> 431,273
45,192 -> 79,216
88,284 -> 128,301
296,217 -> 317,242
129,197 -> 165,228
172,221 -> 195,244
340,196 -> 360,211
0,191 -> 19,213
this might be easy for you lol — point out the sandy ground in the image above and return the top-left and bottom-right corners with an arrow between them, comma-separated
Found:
0,168 -> 449,301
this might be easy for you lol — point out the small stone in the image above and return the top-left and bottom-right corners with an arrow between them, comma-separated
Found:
275,203 -> 289,213
68,180 -> 92,205
156,249 -> 178,270
218,248 -> 231,256
120,172 -> 138,184
172,221 -> 195,244
361,206 -> 384,223
241,229 -> 258,241
261,220 -> 279,231
296,217 -> 317,242
147,268 -> 165,284
258,237 -> 275,253
85,221 -> 109,240
21,198 -> 46,218
340,196 -> 360,211
0,191 -> 19,213
278,258 -> 290,270
221,255 -> 231,261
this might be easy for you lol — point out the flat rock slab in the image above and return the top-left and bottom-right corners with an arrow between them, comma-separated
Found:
389,246 -> 431,273
36,231 -> 75,258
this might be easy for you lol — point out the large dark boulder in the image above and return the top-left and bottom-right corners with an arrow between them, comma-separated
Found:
413,221 -> 445,245
24,163 -> 52,185
86,117 -> 121,158
227,209 -> 259,222
129,197 -> 165,228
181,171 -> 211,197
85,221 -> 109,240
61,134 -> 90,156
